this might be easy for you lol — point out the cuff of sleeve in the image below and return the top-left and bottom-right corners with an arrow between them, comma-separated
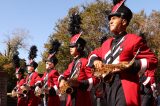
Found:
87,78 -> 93,91
143,77 -> 151,85
58,75 -> 65,83
130,60 -> 141,74
35,81 -> 42,87
87,54 -> 98,67
53,85 -> 59,95
139,59 -> 147,74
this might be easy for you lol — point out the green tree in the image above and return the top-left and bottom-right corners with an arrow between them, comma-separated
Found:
42,0 -> 160,81
42,0 -> 111,73
0,28 -> 29,92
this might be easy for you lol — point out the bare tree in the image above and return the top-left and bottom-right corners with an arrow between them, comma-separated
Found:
3,28 -> 29,59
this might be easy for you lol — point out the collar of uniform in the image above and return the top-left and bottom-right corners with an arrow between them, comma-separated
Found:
28,71 -> 34,74
73,55 -> 80,61
111,31 -> 126,47
18,76 -> 24,80
47,68 -> 53,73
113,31 -> 127,40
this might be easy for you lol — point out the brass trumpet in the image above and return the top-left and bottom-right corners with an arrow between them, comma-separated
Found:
35,87 -> 45,98
7,90 -> 18,97
11,89 -> 17,97
59,80 -> 73,95
59,61 -> 82,94
7,93 -> 12,96
20,84 -> 30,94
7,89 -> 26,97
35,84 -> 48,98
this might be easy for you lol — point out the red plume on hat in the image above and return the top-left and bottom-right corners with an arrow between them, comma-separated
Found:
108,0 -> 132,23
112,0 -> 125,13
28,45 -> 38,69
68,12 -> 83,47
70,32 -> 82,46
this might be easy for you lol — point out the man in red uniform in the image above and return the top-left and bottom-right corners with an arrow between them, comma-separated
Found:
25,60 -> 40,106
59,32 -> 98,106
14,68 -> 27,106
87,0 -> 158,105
12,53 -> 27,106
35,40 -> 61,106
22,45 -> 40,106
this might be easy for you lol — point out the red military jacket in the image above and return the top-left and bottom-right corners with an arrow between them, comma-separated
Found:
26,71 -> 40,87
40,69 -> 60,106
16,78 -> 26,93
16,78 -> 27,106
25,71 -> 40,106
87,33 -> 158,106
59,57 -> 98,106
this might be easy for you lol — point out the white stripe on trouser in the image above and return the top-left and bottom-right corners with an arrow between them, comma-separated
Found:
43,95 -> 47,106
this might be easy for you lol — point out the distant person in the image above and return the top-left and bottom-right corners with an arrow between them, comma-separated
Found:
59,13 -> 99,106
139,72 -> 156,106
22,45 -> 40,106
11,53 -> 27,106
35,40 -> 61,106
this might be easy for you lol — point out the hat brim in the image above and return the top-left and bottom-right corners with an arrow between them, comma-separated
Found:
108,12 -> 122,20
45,59 -> 51,63
69,43 -> 77,47
26,64 -> 31,66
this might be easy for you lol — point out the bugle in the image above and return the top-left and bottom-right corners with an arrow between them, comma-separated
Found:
59,80 -> 73,95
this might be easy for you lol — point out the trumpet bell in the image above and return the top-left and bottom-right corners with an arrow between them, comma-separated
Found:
40,94 -> 44,98
23,90 -> 28,94
66,87 -> 73,94
59,81 -> 73,94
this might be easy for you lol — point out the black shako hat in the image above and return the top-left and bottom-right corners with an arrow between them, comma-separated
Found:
68,13 -> 86,50
27,45 -> 38,69
69,32 -> 86,49
108,0 -> 132,23
12,52 -> 25,74
46,54 -> 58,65
15,68 -> 25,74
46,39 -> 61,65
27,60 -> 38,69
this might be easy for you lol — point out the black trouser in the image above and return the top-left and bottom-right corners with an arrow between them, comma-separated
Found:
141,94 -> 154,106
104,74 -> 126,106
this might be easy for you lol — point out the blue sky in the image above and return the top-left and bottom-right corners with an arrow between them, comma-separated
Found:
0,0 -> 159,62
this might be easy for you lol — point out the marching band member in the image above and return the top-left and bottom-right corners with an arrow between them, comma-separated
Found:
23,45 -> 40,106
11,52 -> 27,106
139,71 -> 157,106
87,0 -> 158,105
35,39 -> 61,106
59,13 -> 99,106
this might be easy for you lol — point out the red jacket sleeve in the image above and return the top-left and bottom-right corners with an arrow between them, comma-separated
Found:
58,62 -> 73,82
29,72 -> 40,87
81,58 -> 100,91
132,35 -> 158,77
87,47 -> 103,67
